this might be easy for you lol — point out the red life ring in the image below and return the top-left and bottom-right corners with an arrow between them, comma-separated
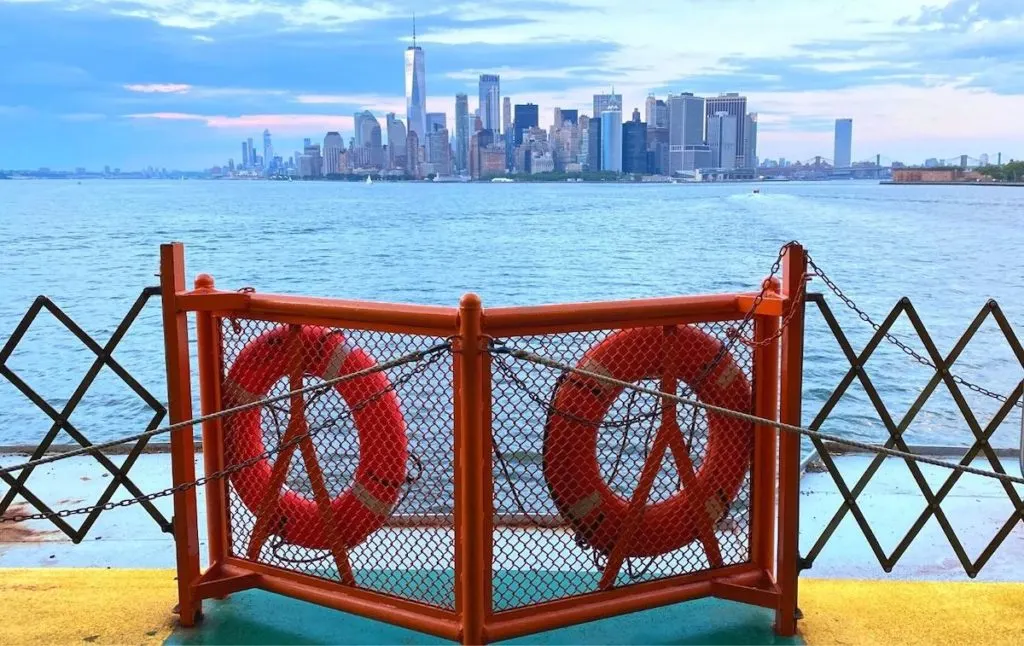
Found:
542,326 -> 753,557
222,325 -> 407,550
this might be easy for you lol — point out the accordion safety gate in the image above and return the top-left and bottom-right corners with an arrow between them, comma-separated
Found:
159,242 -> 807,644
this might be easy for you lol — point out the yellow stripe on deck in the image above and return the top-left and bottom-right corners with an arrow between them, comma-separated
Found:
800,579 -> 1024,645
1,570 -> 1022,645
0,569 -> 175,645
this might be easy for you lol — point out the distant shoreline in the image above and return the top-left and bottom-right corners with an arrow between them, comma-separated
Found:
1,176 -> 869,185
880,181 -> 1024,187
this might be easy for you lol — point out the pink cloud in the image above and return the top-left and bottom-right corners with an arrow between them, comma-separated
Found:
123,83 -> 193,94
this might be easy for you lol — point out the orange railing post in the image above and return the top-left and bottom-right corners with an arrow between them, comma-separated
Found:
751,278 -> 781,576
160,242 -> 202,625
776,245 -> 806,635
454,293 -> 489,644
195,274 -> 230,575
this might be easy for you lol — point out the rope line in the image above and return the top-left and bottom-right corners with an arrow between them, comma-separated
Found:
0,348 -> 448,524
0,342 -> 450,476
501,347 -> 1024,486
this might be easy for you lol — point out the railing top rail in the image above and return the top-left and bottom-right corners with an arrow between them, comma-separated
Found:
483,292 -> 785,336
175,284 -> 459,334
175,281 -> 786,337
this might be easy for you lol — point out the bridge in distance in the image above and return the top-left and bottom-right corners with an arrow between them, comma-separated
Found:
756,154 -> 985,180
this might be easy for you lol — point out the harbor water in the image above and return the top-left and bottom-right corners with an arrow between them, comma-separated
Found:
1,179 -> 1022,455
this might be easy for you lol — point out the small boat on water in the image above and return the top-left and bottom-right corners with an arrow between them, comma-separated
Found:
491,177 -> 514,183
752,188 -> 760,194
365,175 -> 373,185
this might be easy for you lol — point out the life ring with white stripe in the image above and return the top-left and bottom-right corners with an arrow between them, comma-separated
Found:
222,325 -> 407,550
542,326 -> 753,557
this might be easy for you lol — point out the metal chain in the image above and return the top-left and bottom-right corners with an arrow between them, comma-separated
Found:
807,255 -> 1023,409
0,342 -> 451,477
503,345 -> 1024,486
732,241 -> 806,348
0,349 -> 449,524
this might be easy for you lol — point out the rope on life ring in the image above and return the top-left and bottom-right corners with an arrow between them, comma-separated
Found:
223,325 -> 408,550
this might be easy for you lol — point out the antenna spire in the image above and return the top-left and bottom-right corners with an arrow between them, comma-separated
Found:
413,13 -> 417,47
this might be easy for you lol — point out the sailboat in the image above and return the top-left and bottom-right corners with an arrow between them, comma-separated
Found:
365,175 -> 373,185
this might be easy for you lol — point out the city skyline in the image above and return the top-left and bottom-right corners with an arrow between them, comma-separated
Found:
2,0 -> 1024,169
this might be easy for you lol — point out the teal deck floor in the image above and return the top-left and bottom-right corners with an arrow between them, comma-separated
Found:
167,588 -> 800,645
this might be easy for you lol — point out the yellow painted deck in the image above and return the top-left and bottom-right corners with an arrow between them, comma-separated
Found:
2,569 -> 1022,645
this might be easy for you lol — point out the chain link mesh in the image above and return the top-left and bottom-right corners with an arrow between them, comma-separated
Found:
489,321 -> 756,611
218,318 -> 455,609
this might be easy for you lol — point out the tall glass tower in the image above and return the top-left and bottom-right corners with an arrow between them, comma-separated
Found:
600,102 -> 622,173
455,94 -> 469,173
478,74 -> 501,133
404,19 -> 427,147
834,119 -> 853,168
262,129 -> 272,169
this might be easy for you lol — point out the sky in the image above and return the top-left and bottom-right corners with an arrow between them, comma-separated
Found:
2,0 -> 1024,170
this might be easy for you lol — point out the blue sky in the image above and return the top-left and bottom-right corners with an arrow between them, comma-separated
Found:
2,0 -> 1023,170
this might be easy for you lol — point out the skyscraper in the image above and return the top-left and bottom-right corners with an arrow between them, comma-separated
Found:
323,132 -> 344,175
653,100 -> 668,129
262,129 -> 273,169
646,127 -> 669,175
705,93 -> 747,166
302,142 -> 322,177
455,93 -> 469,173
622,108 -> 647,174
579,114 -> 590,166
744,113 -> 758,168
354,111 -> 380,147
247,137 -> 255,167
426,128 -> 451,174
834,118 -> 853,169
600,101 -> 623,173
478,74 -> 501,133
645,95 -> 657,127
405,19 -> 427,148
386,113 -> 407,169
708,111 -> 738,170
593,92 -> 622,119
502,97 -> 511,136
587,121 -> 601,171
406,130 -> 420,179
667,93 -> 705,174
241,141 -> 249,169
513,103 -> 539,146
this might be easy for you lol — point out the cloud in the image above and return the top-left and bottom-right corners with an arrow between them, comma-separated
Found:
126,111 -> 355,132
905,0 -> 1024,30
15,0 -> 397,30
124,83 -> 192,93
5,0 -> 1024,167
445,65 -> 602,82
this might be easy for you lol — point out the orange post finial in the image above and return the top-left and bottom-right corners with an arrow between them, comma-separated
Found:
195,273 -> 215,290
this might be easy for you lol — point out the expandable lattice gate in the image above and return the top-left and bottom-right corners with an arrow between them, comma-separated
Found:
160,242 -> 807,644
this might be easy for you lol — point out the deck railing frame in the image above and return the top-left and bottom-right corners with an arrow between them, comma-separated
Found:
160,241 -> 805,643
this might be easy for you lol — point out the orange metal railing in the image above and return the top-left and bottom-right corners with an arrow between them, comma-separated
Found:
159,241 -> 806,644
